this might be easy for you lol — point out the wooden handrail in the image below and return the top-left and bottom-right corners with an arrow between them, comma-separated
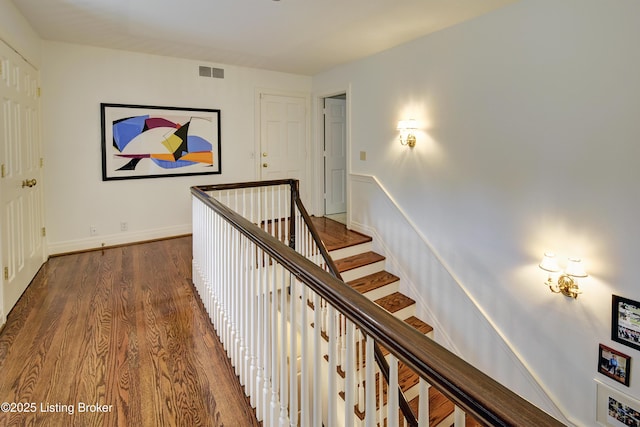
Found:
290,182 -> 419,427
192,183 -> 564,426
199,179 -> 417,424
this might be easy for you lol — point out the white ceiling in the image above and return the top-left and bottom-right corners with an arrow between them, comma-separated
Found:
12,0 -> 515,75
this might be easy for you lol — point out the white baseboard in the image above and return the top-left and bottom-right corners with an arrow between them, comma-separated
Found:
47,224 -> 192,255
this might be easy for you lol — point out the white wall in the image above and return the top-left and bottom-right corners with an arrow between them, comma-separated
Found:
313,0 -> 640,425
41,42 -> 311,253
0,0 -> 41,67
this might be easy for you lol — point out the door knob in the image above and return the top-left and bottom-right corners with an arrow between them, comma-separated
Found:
22,178 -> 37,188
262,163 -> 268,168
262,152 -> 268,157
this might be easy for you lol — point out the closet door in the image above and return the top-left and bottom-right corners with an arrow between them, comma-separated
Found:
0,40 -> 45,323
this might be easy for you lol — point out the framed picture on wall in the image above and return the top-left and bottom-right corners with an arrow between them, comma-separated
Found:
596,380 -> 640,426
101,103 -> 221,180
612,295 -> 640,352
599,344 -> 631,386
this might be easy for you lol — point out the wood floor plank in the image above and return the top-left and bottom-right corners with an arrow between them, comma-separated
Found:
0,236 -> 258,427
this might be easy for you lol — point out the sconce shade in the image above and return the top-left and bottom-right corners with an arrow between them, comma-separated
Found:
397,119 -> 418,131
397,119 -> 418,148
565,258 -> 587,277
539,252 -> 560,272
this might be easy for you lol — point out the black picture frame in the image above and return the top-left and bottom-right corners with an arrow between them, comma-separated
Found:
612,295 -> 640,352
101,103 -> 221,181
599,344 -> 631,386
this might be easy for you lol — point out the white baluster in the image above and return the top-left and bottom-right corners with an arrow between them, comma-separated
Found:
270,259 -> 279,427
239,234 -> 248,387
327,304 -> 337,427
299,285 -> 309,426
388,355 -> 399,427
419,379 -> 431,427
230,227 -> 239,371
289,275 -> 298,427
248,190 -> 257,407
255,246 -> 265,422
261,251 -> 271,423
238,191 -> 247,386
247,238 -> 256,407
344,319 -> 355,427
454,405 -> 466,427
279,265 -> 290,427
312,292 -> 322,427
365,336 -> 376,427
378,359 -> 383,426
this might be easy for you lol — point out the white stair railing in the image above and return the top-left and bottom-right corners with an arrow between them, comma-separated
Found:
192,180 -> 565,427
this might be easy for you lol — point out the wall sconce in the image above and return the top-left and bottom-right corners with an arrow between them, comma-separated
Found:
539,252 -> 588,299
397,119 -> 417,148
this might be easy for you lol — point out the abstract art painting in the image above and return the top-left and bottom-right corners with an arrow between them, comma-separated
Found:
101,103 -> 221,180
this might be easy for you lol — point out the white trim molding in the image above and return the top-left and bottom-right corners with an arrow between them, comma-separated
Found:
348,172 -> 574,425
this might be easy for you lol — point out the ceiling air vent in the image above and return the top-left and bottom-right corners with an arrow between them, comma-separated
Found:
199,66 -> 224,79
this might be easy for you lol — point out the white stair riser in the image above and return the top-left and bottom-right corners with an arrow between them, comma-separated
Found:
329,242 -> 373,260
360,281 -> 399,301
388,305 -> 415,321
340,261 -> 386,282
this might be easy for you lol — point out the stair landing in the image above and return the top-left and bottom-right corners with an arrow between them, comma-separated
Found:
310,216 -> 371,251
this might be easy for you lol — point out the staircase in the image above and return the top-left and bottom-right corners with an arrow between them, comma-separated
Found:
312,216 -> 480,427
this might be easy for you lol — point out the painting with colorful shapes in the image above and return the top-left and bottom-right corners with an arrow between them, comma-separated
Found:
101,103 -> 221,180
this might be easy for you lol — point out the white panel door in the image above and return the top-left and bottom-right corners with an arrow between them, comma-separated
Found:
260,94 -> 307,196
323,97 -> 346,215
0,41 -> 45,322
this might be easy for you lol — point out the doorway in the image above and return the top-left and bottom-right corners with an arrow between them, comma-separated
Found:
323,94 -> 347,224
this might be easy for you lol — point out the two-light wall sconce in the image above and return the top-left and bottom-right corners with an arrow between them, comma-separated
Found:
539,252 -> 588,299
397,119 -> 417,148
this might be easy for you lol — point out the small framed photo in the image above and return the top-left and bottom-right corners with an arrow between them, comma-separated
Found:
599,344 -> 630,386
612,295 -> 640,352
596,380 -> 640,426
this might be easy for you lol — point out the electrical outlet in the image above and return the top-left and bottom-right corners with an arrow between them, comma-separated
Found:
120,222 -> 128,232
90,226 -> 97,236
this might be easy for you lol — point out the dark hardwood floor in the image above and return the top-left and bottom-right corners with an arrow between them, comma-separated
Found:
0,236 -> 259,427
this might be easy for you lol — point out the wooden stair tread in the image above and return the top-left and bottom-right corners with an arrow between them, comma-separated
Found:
375,291 -> 415,313
313,216 -> 465,427
348,270 -> 399,294
335,251 -> 385,273
310,216 -> 372,251
404,315 -> 434,336
343,377 -> 457,425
